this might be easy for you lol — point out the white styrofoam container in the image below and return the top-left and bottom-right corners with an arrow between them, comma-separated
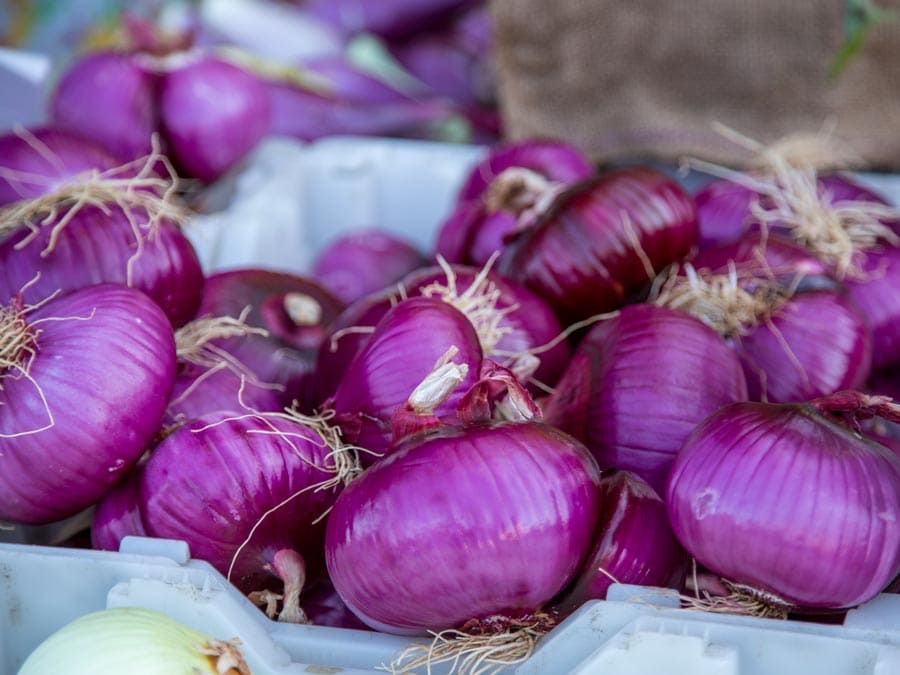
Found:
5,537 -> 900,675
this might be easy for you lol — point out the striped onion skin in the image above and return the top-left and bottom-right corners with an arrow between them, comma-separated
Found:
0,283 -> 176,524
498,167 -> 698,324
666,398 -> 900,608
548,304 -> 747,495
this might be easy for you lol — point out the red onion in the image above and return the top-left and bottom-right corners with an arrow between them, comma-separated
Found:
387,4 -> 495,107
867,367 -> 900,441
434,139 -> 594,267
304,0 -> 473,40
197,269 -> 345,410
553,471 -> 687,615
311,228 -> 426,305
666,391 -> 900,609
543,304 -> 747,494
90,474 -> 147,551
845,244 -> 900,370
694,172 -> 898,250
674,238 -> 872,403
497,167 -> 699,323
329,295 -> 482,463
303,56 -> 425,104
94,410 -> 348,620
456,139 -> 594,204
315,263 -> 570,403
164,312 -> 287,427
0,284 -> 176,524
0,128 -> 123,205
0,203 -> 204,329
265,77 -> 450,142
50,52 -> 158,163
325,420 -> 602,635
300,579 -> 371,630
159,53 -> 271,183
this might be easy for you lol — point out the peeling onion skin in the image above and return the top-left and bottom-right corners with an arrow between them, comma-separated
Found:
498,167 -> 699,324
0,284 -> 176,525
325,421 -> 603,635
666,400 -> 900,609
846,245 -> 900,370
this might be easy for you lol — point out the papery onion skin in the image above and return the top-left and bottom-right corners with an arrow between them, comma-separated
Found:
0,127 -> 123,205
102,411 -> 340,593
325,421 -> 603,635
0,284 -> 176,525
0,205 -> 204,328
330,296 -> 482,463
552,304 -> 747,495
50,51 -> 158,162
666,399 -> 900,608
197,269 -> 345,410
498,167 -> 699,323
553,471 -> 687,615
18,607 -> 249,675
159,54 -> 271,183
311,228 -> 427,305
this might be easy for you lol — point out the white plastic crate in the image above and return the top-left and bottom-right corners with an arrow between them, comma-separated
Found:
4,537 -> 900,674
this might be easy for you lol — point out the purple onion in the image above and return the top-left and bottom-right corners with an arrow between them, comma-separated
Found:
0,128 -> 123,205
387,4 -> 495,107
666,391 -> 900,608
265,77 -> 450,142
325,421 -> 602,635
159,54 -> 271,183
329,296 -> 482,463
554,471 -> 688,615
303,56 -> 423,104
456,139 -> 593,204
737,287 -> 872,402
90,474 -> 147,551
693,172 -> 899,250
304,0 -> 473,40
867,367 -> 900,441
0,205 -> 204,328
197,269 -> 346,410
94,411 -> 343,599
498,167 -> 699,324
315,264 -> 571,403
311,228 -> 427,305
544,304 -> 747,494
686,237 -> 872,403
0,284 -> 176,524
845,244 -> 900,370
435,139 -> 594,267
164,362 -> 283,427
50,51 -> 158,163
301,579 -> 371,630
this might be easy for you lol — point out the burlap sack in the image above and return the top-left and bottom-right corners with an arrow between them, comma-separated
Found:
491,0 -> 900,169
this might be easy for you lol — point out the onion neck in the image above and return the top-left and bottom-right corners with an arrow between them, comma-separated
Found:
485,168 -> 564,235
259,292 -> 324,350
653,263 -> 787,339
0,299 -> 35,379
808,390 -> 900,433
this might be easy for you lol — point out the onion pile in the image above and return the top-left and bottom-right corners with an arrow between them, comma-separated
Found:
6,125 -> 900,675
